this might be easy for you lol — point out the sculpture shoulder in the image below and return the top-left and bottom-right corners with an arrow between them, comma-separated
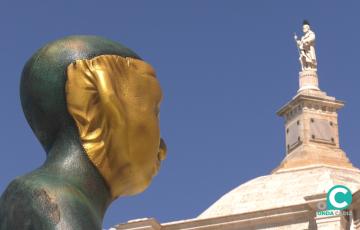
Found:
0,175 -> 62,229
0,174 -> 101,230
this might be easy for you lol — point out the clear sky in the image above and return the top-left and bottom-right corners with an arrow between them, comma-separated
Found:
1,0 -> 360,228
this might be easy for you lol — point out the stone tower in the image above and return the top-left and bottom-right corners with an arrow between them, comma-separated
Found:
274,69 -> 354,173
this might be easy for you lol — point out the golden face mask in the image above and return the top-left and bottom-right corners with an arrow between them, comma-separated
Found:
65,55 -> 166,199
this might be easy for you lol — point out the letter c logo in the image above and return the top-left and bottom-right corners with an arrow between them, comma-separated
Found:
327,185 -> 352,210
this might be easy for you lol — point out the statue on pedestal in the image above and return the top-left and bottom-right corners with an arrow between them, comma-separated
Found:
294,20 -> 317,71
0,36 -> 167,229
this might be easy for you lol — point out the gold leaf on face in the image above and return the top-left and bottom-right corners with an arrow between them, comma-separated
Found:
66,55 -> 165,199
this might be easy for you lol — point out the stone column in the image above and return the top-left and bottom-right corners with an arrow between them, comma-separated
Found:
350,190 -> 360,229
315,211 -> 349,230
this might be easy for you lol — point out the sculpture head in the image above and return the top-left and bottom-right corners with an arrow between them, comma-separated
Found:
20,36 -> 166,199
303,20 -> 310,33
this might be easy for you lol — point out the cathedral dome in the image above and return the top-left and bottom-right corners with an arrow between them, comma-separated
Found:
198,166 -> 360,219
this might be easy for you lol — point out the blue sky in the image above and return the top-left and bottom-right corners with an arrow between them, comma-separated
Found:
1,1 -> 360,228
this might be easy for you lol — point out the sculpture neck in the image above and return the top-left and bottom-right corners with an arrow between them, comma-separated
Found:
40,125 -> 112,219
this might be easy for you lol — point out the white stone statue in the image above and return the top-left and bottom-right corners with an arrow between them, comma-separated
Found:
294,20 -> 317,71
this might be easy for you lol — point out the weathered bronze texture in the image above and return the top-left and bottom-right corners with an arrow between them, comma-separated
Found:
0,36 -> 166,229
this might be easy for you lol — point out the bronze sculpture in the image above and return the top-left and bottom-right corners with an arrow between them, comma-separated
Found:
0,36 -> 167,229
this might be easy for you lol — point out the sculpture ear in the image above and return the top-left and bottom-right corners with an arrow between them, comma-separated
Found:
66,56 -> 127,128
87,57 -> 127,125
65,55 -> 129,170
66,59 -> 99,135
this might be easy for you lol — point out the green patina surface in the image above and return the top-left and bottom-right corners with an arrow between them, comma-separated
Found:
21,35 -> 140,152
0,36 -> 141,229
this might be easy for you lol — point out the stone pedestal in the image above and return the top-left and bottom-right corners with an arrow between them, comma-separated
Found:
298,70 -> 319,92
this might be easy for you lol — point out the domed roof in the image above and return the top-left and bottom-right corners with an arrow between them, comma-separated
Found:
198,166 -> 360,219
